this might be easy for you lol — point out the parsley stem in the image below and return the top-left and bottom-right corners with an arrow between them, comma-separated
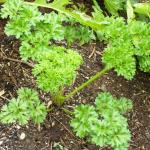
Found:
64,66 -> 109,100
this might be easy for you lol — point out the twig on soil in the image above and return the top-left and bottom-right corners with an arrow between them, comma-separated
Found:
61,108 -> 73,116
0,95 -> 10,101
8,91 -> 14,99
95,50 -> 102,55
0,90 -> 9,101
88,45 -> 96,58
3,57 -> 34,68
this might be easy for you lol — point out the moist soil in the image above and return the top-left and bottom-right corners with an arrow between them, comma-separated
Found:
0,4 -> 150,150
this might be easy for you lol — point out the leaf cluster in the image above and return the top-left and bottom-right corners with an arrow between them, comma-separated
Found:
71,92 -> 133,150
32,46 -> 83,94
138,56 -> 150,72
128,20 -> 150,72
98,17 -> 136,80
0,88 -> 47,125
104,0 -> 126,16
1,0 -> 42,38
94,14 -> 150,79
64,25 -> 95,46
1,0 -> 94,61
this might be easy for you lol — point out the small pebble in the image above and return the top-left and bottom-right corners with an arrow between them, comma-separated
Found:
0,141 -> 3,145
52,122 -> 55,127
16,125 -> 21,129
19,132 -> 26,140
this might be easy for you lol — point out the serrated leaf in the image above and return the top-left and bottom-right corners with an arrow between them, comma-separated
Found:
104,0 -> 125,16
134,3 -> 150,17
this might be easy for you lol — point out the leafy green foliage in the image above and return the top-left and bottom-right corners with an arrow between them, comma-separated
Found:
1,0 -> 149,106
99,17 -> 136,80
15,0 -> 148,80
138,56 -> 150,72
71,92 -> 133,150
100,17 -> 128,41
128,20 -> 150,72
0,88 -> 47,125
94,15 -> 149,79
1,0 -> 41,38
0,0 -> 24,19
134,3 -> 150,18
104,0 -> 125,15
1,0 -> 94,61
18,12 -> 65,61
95,92 -> 133,114
32,46 -> 83,94
29,0 -> 107,30
92,1 -> 150,76
64,25 -> 95,46
102,42 -> 136,80
71,105 -> 98,138
92,0 -> 104,21
1,0 -> 85,105
129,21 -> 150,56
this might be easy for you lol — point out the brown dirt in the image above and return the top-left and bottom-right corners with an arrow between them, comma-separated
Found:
0,6 -> 150,150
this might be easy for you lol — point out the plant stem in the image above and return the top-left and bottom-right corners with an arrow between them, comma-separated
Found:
64,66 -> 109,100
3,57 -> 34,68
51,88 -> 65,105
61,108 -> 74,116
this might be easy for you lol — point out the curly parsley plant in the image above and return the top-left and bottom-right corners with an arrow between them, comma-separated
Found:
71,92 -> 133,150
0,88 -> 47,125
1,0 -> 94,61
32,46 -> 83,104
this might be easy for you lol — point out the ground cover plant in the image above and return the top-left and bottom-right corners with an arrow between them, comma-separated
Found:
0,0 -> 150,149
71,92 -> 133,150
0,88 -> 47,125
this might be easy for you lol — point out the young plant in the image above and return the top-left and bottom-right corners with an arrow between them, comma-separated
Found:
32,46 -> 83,105
71,92 -> 133,150
0,88 -> 47,125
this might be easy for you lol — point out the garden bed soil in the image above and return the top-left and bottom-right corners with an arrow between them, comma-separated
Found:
0,4 -> 150,150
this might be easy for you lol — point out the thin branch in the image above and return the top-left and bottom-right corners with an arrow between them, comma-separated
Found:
3,57 -> 34,68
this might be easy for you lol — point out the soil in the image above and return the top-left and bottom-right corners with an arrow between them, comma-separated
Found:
0,3 -> 150,150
